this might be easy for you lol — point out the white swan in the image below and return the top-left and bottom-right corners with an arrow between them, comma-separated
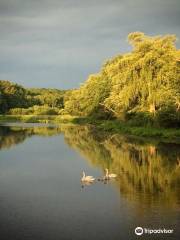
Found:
81,171 -> 95,182
105,168 -> 117,179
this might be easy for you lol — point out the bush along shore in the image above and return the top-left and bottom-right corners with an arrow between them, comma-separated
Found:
0,114 -> 77,124
71,118 -> 180,140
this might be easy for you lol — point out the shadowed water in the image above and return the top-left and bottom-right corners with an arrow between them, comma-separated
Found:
0,123 -> 180,240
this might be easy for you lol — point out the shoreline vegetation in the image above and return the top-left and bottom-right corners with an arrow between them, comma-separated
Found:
0,32 -> 180,141
0,115 -> 180,142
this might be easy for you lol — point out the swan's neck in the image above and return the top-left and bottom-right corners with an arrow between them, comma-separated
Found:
82,171 -> 85,178
105,169 -> 109,176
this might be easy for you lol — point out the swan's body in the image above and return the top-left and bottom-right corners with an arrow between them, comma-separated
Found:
81,171 -> 95,182
105,168 -> 117,179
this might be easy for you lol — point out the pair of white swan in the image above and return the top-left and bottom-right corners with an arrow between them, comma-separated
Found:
81,169 -> 117,182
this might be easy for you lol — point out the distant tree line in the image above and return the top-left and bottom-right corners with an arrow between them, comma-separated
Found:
0,80 -> 66,115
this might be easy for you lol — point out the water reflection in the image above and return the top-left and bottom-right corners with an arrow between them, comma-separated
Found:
0,125 -> 62,150
0,124 -> 180,210
81,181 -> 95,188
62,125 -> 180,210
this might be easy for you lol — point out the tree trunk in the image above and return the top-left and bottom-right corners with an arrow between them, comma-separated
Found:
149,103 -> 156,114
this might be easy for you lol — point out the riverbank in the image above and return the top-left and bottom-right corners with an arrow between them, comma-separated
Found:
0,115 -> 180,140
72,118 -> 180,140
0,114 -> 76,123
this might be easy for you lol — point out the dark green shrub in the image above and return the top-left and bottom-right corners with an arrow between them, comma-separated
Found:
155,106 -> 180,128
126,112 -> 153,127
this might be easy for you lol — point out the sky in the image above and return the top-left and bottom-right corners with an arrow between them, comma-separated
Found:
0,0 -> 179,89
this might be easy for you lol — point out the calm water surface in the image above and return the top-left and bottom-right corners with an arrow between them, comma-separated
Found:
0,123 -> 180,240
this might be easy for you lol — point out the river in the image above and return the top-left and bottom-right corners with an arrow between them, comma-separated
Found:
0,123 -> 179,240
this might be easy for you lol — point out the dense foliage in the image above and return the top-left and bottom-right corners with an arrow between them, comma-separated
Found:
0,80 -> 66,114
64,73 -> 111,118
0,80 -> 27,112
65,32 -> 180,126
27,88 -> 65,108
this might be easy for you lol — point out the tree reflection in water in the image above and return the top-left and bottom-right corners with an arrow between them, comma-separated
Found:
0,124 -> 179,211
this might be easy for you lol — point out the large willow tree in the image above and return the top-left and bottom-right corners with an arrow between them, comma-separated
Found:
65,32 -> 180,121
104,32 -> 180,116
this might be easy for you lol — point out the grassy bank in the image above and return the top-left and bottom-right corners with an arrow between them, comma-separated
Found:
0,114 -> 77,124
0,115 -> 180,140
72,118 -> 180,140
